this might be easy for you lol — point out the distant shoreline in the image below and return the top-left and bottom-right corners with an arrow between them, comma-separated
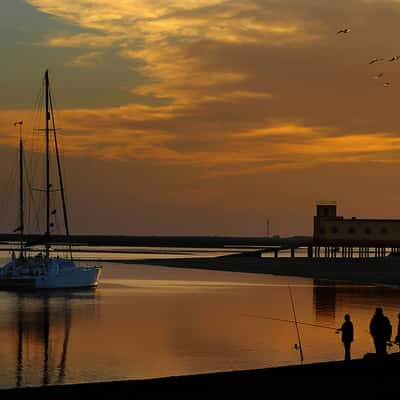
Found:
119,255 -> 400,287
0,234 -> 311,248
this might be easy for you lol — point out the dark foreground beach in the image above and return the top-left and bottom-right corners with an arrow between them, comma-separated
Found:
2,353 -> 400,399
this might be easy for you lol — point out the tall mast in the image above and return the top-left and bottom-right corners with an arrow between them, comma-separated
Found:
15,121 -> 24,258
45,70 -> 50,258
49,91 -> 73,258
19,134 -> 24,258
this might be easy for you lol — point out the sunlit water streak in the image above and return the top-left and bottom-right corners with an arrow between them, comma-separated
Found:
0,254 -> 399,390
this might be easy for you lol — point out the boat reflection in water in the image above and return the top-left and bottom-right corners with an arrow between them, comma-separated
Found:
11,288 -> 99,388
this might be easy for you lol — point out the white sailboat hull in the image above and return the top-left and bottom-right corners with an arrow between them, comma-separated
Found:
35,265 -> 101,289
0,256 -> 102,290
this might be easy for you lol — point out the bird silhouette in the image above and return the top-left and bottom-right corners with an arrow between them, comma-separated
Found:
337,28 -> 351,34
369,57 -> 384,64
388,56 -> 397,62
383,82 -> 391,87
372,72 -> 384,79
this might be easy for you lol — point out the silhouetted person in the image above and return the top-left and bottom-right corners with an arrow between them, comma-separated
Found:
369,307 -> 392,356
394,313 -> 400,349
340,314 -> 354,361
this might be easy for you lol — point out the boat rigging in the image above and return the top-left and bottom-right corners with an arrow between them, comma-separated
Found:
0,70 -> 102,289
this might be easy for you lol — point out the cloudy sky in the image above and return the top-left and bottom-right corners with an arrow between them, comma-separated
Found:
1,0 -> 400,236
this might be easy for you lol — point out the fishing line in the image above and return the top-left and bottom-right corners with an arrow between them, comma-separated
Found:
242,314 -> 340,331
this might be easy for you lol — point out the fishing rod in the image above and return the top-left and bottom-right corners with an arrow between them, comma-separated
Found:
288,284 -> 304,363
242,314 -> 340,332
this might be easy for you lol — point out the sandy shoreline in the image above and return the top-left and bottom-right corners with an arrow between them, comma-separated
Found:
120,255 -> 400,287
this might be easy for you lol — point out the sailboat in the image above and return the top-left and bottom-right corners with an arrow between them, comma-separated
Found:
0,70 -> 102,289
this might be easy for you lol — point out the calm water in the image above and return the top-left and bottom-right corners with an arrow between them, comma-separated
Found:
1,254 -> 400,390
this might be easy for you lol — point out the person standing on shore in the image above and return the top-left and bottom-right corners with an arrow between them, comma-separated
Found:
369,307 -> 392,356
339,314 -> 354,361
394,313 -> 400,349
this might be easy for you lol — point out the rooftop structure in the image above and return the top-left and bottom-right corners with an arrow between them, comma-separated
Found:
313,202 -> 400,247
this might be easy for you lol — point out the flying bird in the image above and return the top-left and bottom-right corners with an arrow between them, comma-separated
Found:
337,28 -> 351,34
369,57 -> 384,64
388,56 -> 397,62
383,82 -> 391,87
372,72 -> 384,79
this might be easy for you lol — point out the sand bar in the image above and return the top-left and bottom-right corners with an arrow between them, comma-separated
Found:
121,255 -> 400,287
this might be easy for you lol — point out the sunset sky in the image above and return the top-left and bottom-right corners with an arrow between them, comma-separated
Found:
2,0 -> 400,237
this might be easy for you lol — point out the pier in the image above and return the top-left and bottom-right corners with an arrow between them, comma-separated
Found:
265,201 -> 400,260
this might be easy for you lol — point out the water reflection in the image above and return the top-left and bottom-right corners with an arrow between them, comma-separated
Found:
2,263 -> 400,390
313,280 -> 337,324
10,289 -> 98,387
313,279 -> 400,324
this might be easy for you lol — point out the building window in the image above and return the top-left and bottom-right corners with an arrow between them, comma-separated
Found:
348,227 -> 355,234
331,226 -> 338,234
381,227 -> 388,234
365,227 -> 371,235
319,226 -> 325,234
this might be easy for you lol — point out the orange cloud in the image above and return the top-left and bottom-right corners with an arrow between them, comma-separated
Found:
15,0 -> 400,177
69,51 -> 104,68
27,0 -> 319,107
46,33 -> 122,48
2,104 -> 400,177
233,124 -> 317,138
